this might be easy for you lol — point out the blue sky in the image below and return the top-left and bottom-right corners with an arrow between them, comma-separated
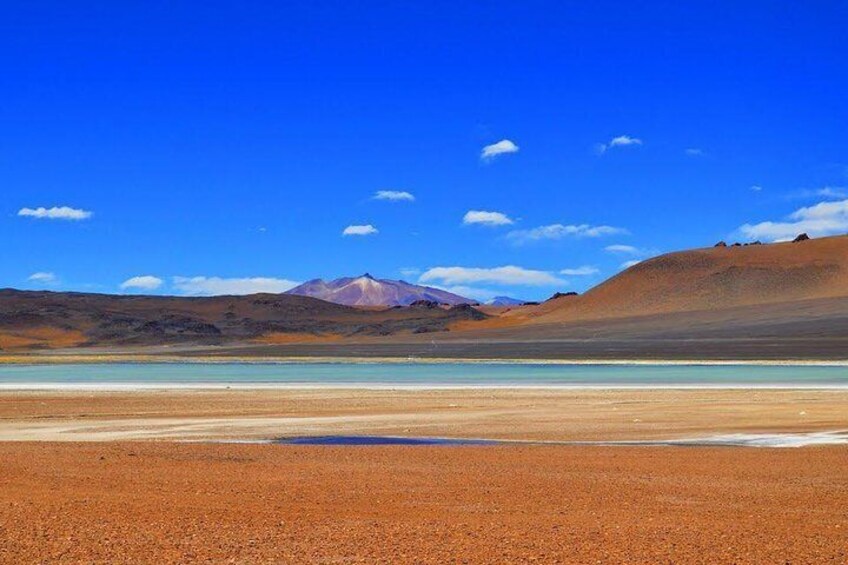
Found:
3,1 -> 847,302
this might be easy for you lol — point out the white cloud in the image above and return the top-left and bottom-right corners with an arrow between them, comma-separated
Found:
610,135 -> 642,147
507,223 -> 627,243
420,265 -> 564,286
28,272 -> 57,284
481,139 -> 519,161
436,285 -> 501,303
374,190 -> 415,202
172,276 -> 300,296
788,186 -> 847,200
120,275 -> 163,291
605,244 -> 640,254
620,260 -> 642,269
463,210 -> 514,226
751,185 -> 763,192
18,206 -> 92,220
399,267 -> 421,278
596,135 -> 642,154
559,266 -> 600,276
685,148 -> 704,156
813,187 -> 846,199
738,199 -> 848,242
342,224 -> 378,236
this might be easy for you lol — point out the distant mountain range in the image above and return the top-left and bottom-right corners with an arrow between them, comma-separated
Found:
0,289 -> 486,350
487,296 -> 526,306
4,236 -> 848,357
285,274 -> 473,306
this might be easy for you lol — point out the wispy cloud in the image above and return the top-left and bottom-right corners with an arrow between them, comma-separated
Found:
816,187 -> 847,198
738,199 -> 848,242
27,272 -> 57,285
342,224 -> 378,236
596,135 -> 642,155
559,266 -> 599,276
373,190 -> 415,202
507,223 -> 627,244
18,206 -> 92,220
481,139 -> 519,161
463,210 -> 514,226
120,275 -> 163,291
751,185 -> 764,192
789,186 -> 848,200
172,276 -> 300,296
604,244 -> 640,254
399,267 -> 421,278
685,148 -> 704,156
605,245 -> 658,266
420,265 -> 564,286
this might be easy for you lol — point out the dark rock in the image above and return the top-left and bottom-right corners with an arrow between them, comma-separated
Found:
412,326 -> 444,334
547,292 -> 578,301
448,303 -> 487,320
408,300 -> 441,309
793,233 -> 810,242
714,241 -> 727,247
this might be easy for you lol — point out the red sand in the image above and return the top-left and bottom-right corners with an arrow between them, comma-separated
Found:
1,442 -> 846,563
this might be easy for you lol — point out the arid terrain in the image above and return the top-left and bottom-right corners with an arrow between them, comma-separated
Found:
1,442 -> 846,563
0,289 -> 485,350
1,388 -> 847,442
2,387 -> 847,563
5,236 -> 848,360
3,237 -> 848,563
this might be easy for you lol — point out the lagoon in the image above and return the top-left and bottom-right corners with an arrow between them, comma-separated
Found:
1,362 -> 847,388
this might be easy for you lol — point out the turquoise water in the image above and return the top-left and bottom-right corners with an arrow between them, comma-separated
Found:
0,362 -> 846,387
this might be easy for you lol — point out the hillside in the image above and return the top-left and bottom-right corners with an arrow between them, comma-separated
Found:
0,290 -> 485,350
513,235 -> 848,325
5,236 -> 848,358
286,274 -> 472,306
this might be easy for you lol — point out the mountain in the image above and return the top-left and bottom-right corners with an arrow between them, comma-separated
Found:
507,234 -> 848,325
487,296 -> 526,306
285,274 -> 473,306
369,234 -> 848,360
0,289 -> 486,350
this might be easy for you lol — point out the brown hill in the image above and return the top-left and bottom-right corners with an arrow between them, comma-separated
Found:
0,290 -> 486,350
512,234 -> 848,325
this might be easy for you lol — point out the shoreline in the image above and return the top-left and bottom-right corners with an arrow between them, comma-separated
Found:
196,430 -> 848,448
3,383 -> 848,391
3,354 -> 848,366
3,388 -> 848,443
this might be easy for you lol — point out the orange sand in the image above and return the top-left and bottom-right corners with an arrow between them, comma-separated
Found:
0,442 -> 846,563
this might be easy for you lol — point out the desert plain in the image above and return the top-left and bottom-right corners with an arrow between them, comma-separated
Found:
0,386 -> 847,563
3,239 -> 848,562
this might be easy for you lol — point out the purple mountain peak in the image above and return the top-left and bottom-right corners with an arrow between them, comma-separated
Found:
286,274 -> 473,307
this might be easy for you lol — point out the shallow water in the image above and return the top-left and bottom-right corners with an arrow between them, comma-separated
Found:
0,362 -> 847,388
277,435 -> 498,446
263,431 -> 848,448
